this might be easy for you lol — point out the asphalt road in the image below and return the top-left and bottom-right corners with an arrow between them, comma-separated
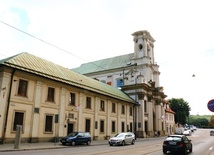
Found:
0,129 -> 214,155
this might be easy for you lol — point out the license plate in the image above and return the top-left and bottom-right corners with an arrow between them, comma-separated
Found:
169,141 -> 176,145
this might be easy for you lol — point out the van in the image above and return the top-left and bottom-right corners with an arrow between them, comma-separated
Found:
60,132 -> 91,146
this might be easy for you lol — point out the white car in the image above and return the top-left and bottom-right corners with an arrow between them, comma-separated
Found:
109,132 -> 135,146
183,129 -> 192,136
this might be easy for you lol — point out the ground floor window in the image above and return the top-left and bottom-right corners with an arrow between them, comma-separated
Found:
13,111 -> 24,131
100,120 -> 104,133
85,119 -> 91,132
45,115 -> 53,132
121,122 -> 125,132
111,121 -> 115,133
130,122 -> 133,132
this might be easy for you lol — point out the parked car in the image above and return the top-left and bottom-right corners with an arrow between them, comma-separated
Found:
192,125 -> 197,131
175,127 -> 184,135
183,129 -> 192,136
109,132 -> 135,146
60,132 -> 91,146
210,129 -> 214,136
162,134 -> 193,155
189,125 -> 195,132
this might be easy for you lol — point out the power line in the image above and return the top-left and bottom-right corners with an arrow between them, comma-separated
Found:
0,20 -> 106,70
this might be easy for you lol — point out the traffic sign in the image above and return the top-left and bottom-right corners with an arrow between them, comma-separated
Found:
207,99 -> 214,112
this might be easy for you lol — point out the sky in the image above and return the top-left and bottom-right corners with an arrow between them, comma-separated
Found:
0,0 -> 214,115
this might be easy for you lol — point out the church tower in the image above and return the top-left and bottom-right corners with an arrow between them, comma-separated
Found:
132,30 -> 160,87
132,30 -> 155,63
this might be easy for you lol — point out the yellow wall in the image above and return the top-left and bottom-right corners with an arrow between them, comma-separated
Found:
0,69 -> 134,143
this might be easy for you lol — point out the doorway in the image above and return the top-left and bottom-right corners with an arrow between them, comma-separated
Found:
67,123 -> 74,135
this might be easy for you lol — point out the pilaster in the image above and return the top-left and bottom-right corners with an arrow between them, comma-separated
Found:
30,81 -> 43,142
78,93 -> 84,131
0,72 -> 12,144
107,100 -> 111,136
58,88 -> 66,137
155,104 -> 162,131
93,97 -> 99,138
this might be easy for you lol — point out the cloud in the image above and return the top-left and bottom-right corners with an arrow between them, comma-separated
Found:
0,0 -> 214,115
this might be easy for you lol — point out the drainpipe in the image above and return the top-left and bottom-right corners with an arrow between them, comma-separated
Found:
2,69 -> 15,144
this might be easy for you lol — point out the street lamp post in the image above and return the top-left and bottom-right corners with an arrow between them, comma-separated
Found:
121,63 -> 139,137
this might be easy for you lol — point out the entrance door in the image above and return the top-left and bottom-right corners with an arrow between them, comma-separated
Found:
67,123 -> 74,135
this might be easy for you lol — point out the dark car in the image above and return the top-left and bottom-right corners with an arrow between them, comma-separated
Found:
162,134 -> 193,154
210,129 -> 214,136
60,132 -> 91,146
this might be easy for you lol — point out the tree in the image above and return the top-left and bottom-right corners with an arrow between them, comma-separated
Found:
189,115 -> 209,127
209,115 -> 214,127
169,98 -> 191,125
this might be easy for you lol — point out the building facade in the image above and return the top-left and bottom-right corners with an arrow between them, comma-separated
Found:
0,53 -> 135,144
73,30 -> 171,137
164,100 -> 175,135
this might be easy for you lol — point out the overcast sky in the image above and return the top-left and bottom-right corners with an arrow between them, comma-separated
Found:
0,0 -> 214,115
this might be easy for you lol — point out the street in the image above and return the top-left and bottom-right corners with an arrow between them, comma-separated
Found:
1,129 -> 214,155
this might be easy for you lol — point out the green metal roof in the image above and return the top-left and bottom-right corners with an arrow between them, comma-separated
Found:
0,52 -> 135,103
72,53 -> 134,74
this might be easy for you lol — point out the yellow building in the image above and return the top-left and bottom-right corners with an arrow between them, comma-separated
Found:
164,100 -> 175,135
0,53 -> 135,144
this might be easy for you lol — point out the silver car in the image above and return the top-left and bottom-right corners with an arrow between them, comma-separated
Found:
109,132 -> 135,146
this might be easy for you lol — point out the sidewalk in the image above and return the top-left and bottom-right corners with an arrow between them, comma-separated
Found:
0,137 -> 160,152
0,139 -> 109,152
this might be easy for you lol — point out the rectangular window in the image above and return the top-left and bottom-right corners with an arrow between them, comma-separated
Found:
69,92 -> 75,106
100,80 -> 106,83
107,82 -> 111,85
68,113 -> 74,119
129,107 -> 133,116
100,100 -> 105,111
130,123 -> 133,132
45,115 -> 53,132
47,87 -> 55,102
17,79 -> 28,97
121,105 -> 125,114
112,103 -> 116,113
121,122 -> 125,132
144,101 -> 147,112
13,112 -> 24,131
111,121 -> 115,133
86,97 -> 91,109
85,119 -> 91,132
116,79 -> 123,88
100,120 -> 104,133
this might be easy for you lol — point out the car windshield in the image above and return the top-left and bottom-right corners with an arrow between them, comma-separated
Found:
166,136 -> 182,142
114,134 -> 125,138
67,132 -> 78,137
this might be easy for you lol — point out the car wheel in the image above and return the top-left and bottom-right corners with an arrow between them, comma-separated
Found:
183,148 -> 187,155
163,150 -> 167,154
109,143 -> 113,146
71,141 -> 75,146
189,146 -> 193,153
131,139 -> 135,145
122,140 -> 125,146
62,142 -> 66,145
87,140 -> 91,145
